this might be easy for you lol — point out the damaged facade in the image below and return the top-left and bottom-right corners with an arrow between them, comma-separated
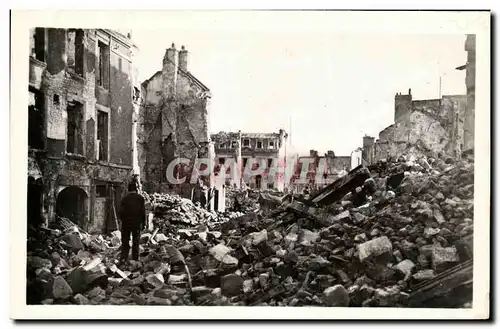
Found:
359,35 -> 475,165
210,130 -> 289,191
290,150 -> 351,193
362,89 -> 466,165
137,44 -> 214,198
28,28 -> 140,233
456,34 -> 476,155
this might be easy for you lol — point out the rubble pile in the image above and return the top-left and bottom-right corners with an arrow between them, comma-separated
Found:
144,192 -> 223,227
26,155 -> 474,307
225,187 -> 260,213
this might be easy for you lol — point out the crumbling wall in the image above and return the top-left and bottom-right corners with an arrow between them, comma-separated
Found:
176,71 -> 210,144
109,40 -> 134,166
137,77 -> 163,192
43,29 -> 97,160
32,29 -> 137,232
325,156 -> 351,173
373,94 -> 467,162
374,110 -> 448,161
40,156 -> 131,230
463,35 -> 476,153
138,44 -> 213,197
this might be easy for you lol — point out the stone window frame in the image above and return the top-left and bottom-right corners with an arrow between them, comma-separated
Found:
28,87 -> 46,150
256,140 -> 263,149
65,99 -> 86,157
242,138 -> 250,147
95,33 -> 111,90
66,28 -> 85,78
30,28 -> 47,63
95,103 -> 111,163
268,139 -> 275,149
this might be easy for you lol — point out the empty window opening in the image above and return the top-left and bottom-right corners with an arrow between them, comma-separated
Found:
243,139 -> 250,147
255,175 -> 262,189
231,141 -> 237,148
66,101 -> 84,155
269,140 -> 275,149
133,87 -> 141,103
34,28 -> 46,62
96,185 -> 107,198
257,141 -> 263,149
267,158 -> 273,168
67,29 -> 84,76
218,157 -> 226,165
97,41 -> 110,89
219,143 -> 226,148
53,94 -> 60,105
97,110 -> 109,161
28,89 -> 44,150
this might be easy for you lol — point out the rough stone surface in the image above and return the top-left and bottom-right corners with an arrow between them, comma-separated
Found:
357,236 -> 393,262
323,285 -> 349,307
51,276 -> 73,300
220,274 -> 244,297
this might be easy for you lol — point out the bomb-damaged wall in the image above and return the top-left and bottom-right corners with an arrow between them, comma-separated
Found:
30,28 -> 137,228
137,44 -> 214,197
372,95 -> 466,162
109,37 -> 134,166
137,74 -> 164,192
36,154 -> 132,230
42,29 -> 135,166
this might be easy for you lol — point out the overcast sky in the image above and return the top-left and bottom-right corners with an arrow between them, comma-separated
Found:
132,29 -> 467,157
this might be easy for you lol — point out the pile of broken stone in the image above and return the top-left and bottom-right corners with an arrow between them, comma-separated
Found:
26,155 -> 474,307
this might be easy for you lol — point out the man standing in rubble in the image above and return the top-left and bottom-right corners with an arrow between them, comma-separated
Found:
118,179 -> 146,263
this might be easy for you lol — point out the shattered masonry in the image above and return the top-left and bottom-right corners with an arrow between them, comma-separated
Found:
461,35 -> 476,154
26,152 -> 475,307
360,35 -> 476,165
28,28 -> 141,233
290,150 -> 352,194
362,91 -> 467,165
137,43 -> 214,199
26,32 -> 475,308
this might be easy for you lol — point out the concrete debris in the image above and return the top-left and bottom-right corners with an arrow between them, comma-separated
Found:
26,156 -> 473,307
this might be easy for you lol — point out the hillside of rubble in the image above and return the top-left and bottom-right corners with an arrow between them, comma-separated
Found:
26,155 -> 474,307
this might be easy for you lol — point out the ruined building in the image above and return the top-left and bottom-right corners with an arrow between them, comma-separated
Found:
137,44 -> 214,198
28,28 -> 140,233
456,34 -> 476,155
362,88 -> 466,164
359,35 -> 476,165
210,130 -> 288,191
290,150 -> 351,193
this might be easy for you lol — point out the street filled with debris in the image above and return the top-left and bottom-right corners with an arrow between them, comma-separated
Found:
27,155 -> 474,307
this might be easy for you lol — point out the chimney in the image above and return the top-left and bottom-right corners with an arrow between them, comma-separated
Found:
164,43 -> 177,66
178,45 -> 188,71
408,88 -> 411,96
162,43 -> 178,99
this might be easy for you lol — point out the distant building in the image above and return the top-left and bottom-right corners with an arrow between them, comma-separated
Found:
210,129 -> 289,191
350,147 -> 363,169
362,88 -> 466,165
289,149 -> 351,193
28,28 -> 139,233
